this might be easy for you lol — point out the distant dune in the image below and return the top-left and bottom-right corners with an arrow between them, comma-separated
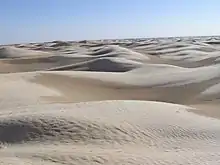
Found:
48,57 -> 142,72
0,46 -> 51,58
1,37 -> 220,165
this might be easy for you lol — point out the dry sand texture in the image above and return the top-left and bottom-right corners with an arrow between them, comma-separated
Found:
1,37 -> 220,164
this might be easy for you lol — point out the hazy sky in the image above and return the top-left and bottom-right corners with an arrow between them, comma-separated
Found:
1,0 -> 220,44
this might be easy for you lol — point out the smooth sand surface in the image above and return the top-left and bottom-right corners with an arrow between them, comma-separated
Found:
1,37 -> 220,164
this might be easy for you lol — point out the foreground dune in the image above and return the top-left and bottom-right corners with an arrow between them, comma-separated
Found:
1,100 -> 220,165
1,37 -> 220,164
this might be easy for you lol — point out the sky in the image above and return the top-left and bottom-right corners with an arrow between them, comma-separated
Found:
1,0 -> 220,44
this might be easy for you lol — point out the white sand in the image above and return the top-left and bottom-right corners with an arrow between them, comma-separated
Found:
1,36 -> 220,164
1,100 -> 220,165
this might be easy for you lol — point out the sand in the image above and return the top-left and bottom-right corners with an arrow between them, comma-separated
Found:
1,37 -> 220,164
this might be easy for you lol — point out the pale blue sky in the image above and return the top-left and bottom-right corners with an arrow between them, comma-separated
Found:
1,0 -> 220,44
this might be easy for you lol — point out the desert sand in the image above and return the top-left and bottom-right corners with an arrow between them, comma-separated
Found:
1,37 -> 220,164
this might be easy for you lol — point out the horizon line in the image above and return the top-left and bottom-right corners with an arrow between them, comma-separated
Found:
2,34 -> 220,46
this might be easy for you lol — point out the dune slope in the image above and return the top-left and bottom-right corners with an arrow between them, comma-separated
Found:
1,100 -> 220,165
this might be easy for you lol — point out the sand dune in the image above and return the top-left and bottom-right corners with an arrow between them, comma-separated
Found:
1,64 -> 220,108
88,45 -> 151,62
48,57 -> 142,72
1,36 -> 220,164
0,46 -> 51,58
1,101 -> 220,165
